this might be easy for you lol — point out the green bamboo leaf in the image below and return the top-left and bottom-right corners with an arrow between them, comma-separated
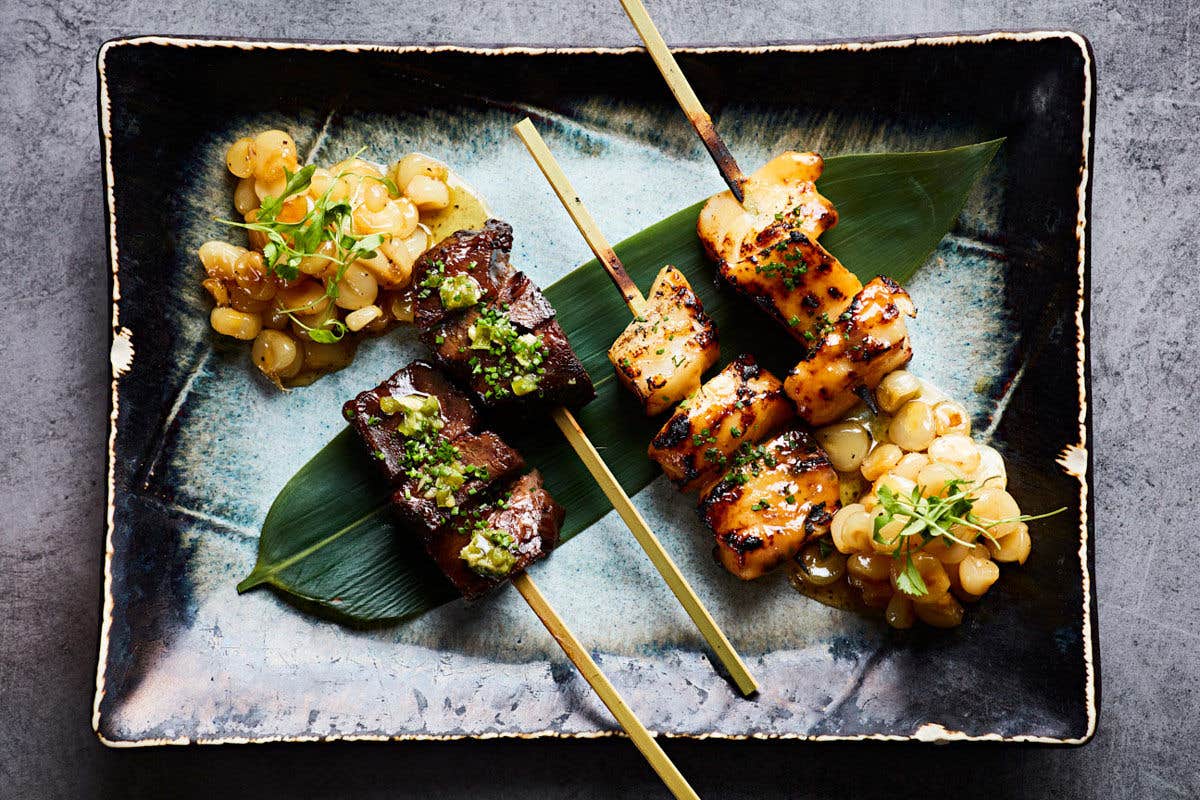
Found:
240,139 -> 1002,622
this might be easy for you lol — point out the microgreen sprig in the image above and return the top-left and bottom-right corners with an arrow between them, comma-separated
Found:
216,162 -> 387,291
873,479 -> 1066,596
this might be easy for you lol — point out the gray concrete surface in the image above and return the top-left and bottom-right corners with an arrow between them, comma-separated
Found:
1,1 -> 1196,798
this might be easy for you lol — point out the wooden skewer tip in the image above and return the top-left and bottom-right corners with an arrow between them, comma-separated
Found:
618,0 -> 747,201
513,573 -> 700,800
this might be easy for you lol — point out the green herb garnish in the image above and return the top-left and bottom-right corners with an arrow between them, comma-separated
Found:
218,164 -> 384,292
873,480 -> 1066,597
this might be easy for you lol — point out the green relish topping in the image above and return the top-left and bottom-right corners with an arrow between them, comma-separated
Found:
416,259 -> 447,298
466,306 -> 547,399
460,526 -> 518,578
439,273 -> 483,310
381,393 -> 487,510
511,374 -> 540,397
379,393 -> 444,437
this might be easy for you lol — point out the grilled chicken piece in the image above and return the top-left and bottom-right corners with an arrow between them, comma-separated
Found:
412,219 -> 595,410
785,276 -> 917,426
391,431 -> 526,538
648,355 -> 795,492
698,152 -> 863,343
699,429 -> 839,580
609,265 -> 719,416
342,361 -> 478,484
699,151 -> 840,260
424,471 -> 563,600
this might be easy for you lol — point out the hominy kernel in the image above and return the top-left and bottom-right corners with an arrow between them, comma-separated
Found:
914,594 -> 964,628
959,555 -> 1000,595
815,422 -> 870,472
334,263 -> 379,311
210,307 -> 261,340
889,399 -> 936,451
892,452 -> 929,481
404,174 -> 451,210
933,400 -> 971,436
928,433 -> 981,473
988,523 -> 1031,564
226,137 -> 256,178
885,593 -> 915,629
861,443 -> 903,481
876,370 -> 921,413
345,305 -> 383,332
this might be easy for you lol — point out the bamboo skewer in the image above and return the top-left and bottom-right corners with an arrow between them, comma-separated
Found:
619,0 -> 747,202
516,118 -> 759,698
512,573 -> 699,800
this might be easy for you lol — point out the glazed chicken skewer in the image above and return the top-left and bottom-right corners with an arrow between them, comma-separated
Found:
516,120 -> 842,585
620,0 -> 918,429
515,118 -> 759,696
345,361 -> 697,800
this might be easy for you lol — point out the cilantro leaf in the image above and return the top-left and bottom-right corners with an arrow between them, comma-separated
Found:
896,553 -> 928,597
305,320 -> 347,344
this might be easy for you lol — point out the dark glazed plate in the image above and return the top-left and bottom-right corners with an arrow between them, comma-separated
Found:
96,33 -> 1096,745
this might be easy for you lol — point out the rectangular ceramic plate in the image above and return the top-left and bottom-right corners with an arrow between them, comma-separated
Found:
95,32 -> 1097,745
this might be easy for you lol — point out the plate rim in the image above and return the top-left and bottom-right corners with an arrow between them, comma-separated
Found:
94,30 -> 1098,747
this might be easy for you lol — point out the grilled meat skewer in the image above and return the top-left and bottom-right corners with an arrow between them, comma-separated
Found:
648,354 -> 794,493
699,428 -> 839,580
344,361 -> 563,599
410,219 -> 594,411
785,277 -> 917,426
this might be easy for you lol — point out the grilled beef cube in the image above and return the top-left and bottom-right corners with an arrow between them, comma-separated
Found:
699,429 -> 840,580
422,470 -> 564,600
498,270 -> 557,329
412,219 -> 516,330
342,361 -> 478,484
784,276 -> 917,426
413,220 -> 596,410
423,279 -> 594,410
648,355 -> 795,492
390,431 -> 526,538
608,265 -> 720,416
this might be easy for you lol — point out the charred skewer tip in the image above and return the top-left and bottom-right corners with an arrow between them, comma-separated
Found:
692,110 -> 747,202
854,384 -> 880,416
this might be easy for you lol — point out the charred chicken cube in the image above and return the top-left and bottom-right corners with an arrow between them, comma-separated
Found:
785,276 -> 917,426
698,151 -> 840,259
699,429 -> 840,580
698,151 -> 862,342
608,265 -> 720,416
411,218 -> 516,330
648,354 -> 795,492
342,361 -> 478,484
721,223 -> 862,342
391,431 -> 526,538
424,470 -> 564,600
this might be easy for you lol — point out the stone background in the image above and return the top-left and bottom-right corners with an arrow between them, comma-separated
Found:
1,1 -> 1196,797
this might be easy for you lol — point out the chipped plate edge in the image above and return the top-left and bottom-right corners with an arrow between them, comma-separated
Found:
94,30 -> 1097,747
